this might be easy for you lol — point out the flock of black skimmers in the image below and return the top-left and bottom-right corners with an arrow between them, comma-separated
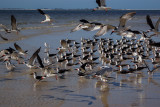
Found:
0,9 -> 160,83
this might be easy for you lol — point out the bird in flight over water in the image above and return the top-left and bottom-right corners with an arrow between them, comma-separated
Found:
93,0 -> 111,12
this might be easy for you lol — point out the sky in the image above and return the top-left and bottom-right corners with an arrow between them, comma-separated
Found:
0,0 -> 160,10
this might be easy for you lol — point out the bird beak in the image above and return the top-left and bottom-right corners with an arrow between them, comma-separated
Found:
110,31 -> 114,35
105,8 -> 108,12
75,68 -> 79,71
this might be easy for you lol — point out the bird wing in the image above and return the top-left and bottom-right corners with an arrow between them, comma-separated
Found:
28,47 -> 41,65
100,0 -> 106,7
96,0 -> 101,7
37,54 -> 44,68
44,14 -> 51,20
83,24 -> 96,31
14,43 -> 23,52
37,9 -> 45,15
0,24 -> 10,32
119,12 -> 136,28
127,29 -> 141,34
11,15 -> 17,30
0,34 -> 8,41
155,17 -> 160,31
70,24 -> 83,33
146,15 -> 155,29
95,24 -> 116,37
94,25 -> 107,37
80,19 -> 90,23
90,22 -> 102,25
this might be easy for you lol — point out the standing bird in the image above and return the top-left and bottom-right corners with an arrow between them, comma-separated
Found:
93,0 -> 111,12
37,9 -> 53,24
146,15 -> 160,36
33,72 -> 46,82
93,66 -> 113,82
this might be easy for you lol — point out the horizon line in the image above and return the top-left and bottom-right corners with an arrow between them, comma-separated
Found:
0,8 -> 160,11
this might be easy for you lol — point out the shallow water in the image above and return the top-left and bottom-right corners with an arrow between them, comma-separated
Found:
0,9 -> 160,107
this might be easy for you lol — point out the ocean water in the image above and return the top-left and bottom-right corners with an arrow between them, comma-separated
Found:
0,9 -> 159,48
0,9 -> 160,107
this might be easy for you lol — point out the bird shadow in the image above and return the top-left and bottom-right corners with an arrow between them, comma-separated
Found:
0,78 -> 15,82
50,85 -> 74,93
42,85 -> 96,105
42,94 -> 94,105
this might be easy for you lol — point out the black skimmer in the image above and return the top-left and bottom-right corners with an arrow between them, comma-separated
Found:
56,68 -> 71,78
134,64 -> 147,71
33,72 -> 46,82
111,12 -> 136,36
14,43 -> 28,57
71,19 -> 102,33
11,15 -> 20,33
93,66 -> 113,81
0,15 -> 20,34
118,65 -> 131,74
146,15 -> 160,36
24,47 -> 41,68
60,39 -> 69,49
37,9 -> 53,24
94,24 -> 116,37
93,0 -> 111,12
36,54 -> 55,77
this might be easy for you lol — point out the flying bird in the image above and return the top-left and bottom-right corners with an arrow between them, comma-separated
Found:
71,19 -> 102,33
93,0 -> 111,12
146,15 -> 160,36
94,24 -> 116,37
14,43 -> 28,56
0,15 -> 20,34
24,47 -> 41,68
110,12 -> 137,37
37,9 -> 53,24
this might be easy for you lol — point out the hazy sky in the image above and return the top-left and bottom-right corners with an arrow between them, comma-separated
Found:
0,0 -> 160,9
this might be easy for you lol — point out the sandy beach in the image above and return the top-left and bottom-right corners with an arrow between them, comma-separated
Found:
0,10 -> 160,107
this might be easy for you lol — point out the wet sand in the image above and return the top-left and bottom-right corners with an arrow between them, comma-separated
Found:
1,25 -> 160,107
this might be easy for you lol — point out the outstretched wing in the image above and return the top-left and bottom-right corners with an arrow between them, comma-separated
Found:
37,54 -> 44,68
14,43 -> 23,52
11,15 -> 17,30
45,14 -> 51,20
28,47 -> 41,65
80,19 -> 90,23
155,17 -> 160,31
70,24 -> 83,33
37,9 -> 45,15
96,0 -> 106,7
100,0 -> 106,7
119,12 -> 136,28
146,15 -> 155,29
96,0 -> 101,7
